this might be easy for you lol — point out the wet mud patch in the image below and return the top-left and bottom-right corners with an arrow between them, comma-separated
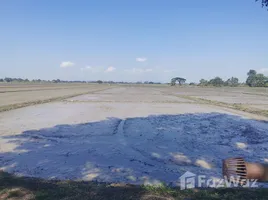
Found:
1,113 -> 268,187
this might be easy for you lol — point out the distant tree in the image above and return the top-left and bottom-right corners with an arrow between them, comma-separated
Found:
246,69 -> 257,87
52,79 -> 61,83
171,77 -> 186,86
148,81 -> 154,84
17,78 -> 24,82
96,80 -> 103,84
257,0 -> 268,7
254,74 -> 267,87
208,77 -> 224,87
0,78 -> 3,82
24,79 -> 30,82
246,69 -> 268,87
4,77 -> 12,82
189,82 -> 196,86
247,70 -> 257,77
199,79 -> 208,86
225,77 -> 239,87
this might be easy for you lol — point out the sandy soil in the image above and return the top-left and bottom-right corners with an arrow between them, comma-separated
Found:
0,86 -> 268,187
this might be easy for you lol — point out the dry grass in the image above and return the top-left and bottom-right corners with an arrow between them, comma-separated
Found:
0,171 -> 267,200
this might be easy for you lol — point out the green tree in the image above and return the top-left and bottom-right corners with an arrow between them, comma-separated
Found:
52,79 -> 61,83
4,77 -> 12,82
247,70 -> 257,77
97,80 -> 103,84
225,77 -> 239,87
208,77 -> 224,87
246,70 -> 268,87
246,70 -> 257,87
199,79 -> 208,86
171,77 -> 186,86
254,74 -> 267,87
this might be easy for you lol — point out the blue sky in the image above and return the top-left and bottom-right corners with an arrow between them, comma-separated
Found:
0,0 -> 267,83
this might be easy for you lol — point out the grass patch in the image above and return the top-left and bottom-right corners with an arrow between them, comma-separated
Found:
0,171 -> 267,200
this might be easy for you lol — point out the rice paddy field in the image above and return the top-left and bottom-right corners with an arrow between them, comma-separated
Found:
0,83 -> 268,200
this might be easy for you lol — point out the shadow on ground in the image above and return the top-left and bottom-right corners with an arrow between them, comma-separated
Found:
1,113 -> 268,187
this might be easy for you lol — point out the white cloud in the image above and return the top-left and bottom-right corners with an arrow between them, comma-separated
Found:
136,57 -> 147,62
125,68 -> 153,73
258,68 -> 268,74
105,66 -> 116,72
60,61 -> 75,68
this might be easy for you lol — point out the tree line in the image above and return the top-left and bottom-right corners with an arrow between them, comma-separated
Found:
0,77 -> 89,83
198,70 -> 268,87
199,77 -> 239,87
0,77 -> 162,85
2,69 -> 268,87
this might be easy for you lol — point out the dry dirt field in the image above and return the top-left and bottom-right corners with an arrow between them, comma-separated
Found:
0,83 -> 108,110
164,86 -> 268,113
0,84 -> 268,188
